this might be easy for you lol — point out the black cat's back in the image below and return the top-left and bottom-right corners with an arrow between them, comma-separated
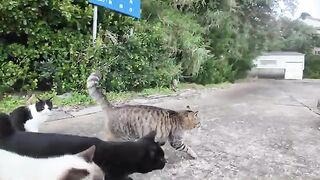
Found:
1,131 -> 101,158
0,113 -> 15,137
9,106 -> 32,131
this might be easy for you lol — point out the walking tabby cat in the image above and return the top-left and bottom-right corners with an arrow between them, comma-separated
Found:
87,72 -> 200,159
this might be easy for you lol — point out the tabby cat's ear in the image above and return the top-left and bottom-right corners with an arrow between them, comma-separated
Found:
26,94 -> 36,105
77,145 -> 96,163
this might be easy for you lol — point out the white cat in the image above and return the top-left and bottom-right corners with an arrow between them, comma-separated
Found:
0,145 -> 105,180
10,96 -> 53,132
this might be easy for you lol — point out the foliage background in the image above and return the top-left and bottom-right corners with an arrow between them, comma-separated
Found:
0,0 -> 319,96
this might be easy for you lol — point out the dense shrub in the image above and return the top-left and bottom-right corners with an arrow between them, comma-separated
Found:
1,0 -> 314,96
0,0 -> 179,94
195,57 -> 235,84
96,20 -> 180,92
0,0 -> 93,94
304,55 -> 320,79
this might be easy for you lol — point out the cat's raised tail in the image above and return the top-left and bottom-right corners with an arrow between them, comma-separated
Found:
87,72 -> 112,108
0,113 -> 15,138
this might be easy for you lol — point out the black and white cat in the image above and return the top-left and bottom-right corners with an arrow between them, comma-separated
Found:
10,96 -> 53,132
0,145 -> 105,180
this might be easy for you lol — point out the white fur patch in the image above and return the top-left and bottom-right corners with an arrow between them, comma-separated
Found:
24,104 -> 52,132
0,149 -> 104,180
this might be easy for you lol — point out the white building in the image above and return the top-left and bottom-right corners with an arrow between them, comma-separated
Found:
250,52 -> 305,80
300,13 -> 320,33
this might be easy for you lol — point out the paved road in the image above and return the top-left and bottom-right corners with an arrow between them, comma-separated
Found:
42,79 -> 320,179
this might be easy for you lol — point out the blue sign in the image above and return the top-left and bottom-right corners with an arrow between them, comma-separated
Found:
89,0 -> 141,19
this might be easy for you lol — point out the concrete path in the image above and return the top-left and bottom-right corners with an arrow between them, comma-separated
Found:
42,79 -> 320,180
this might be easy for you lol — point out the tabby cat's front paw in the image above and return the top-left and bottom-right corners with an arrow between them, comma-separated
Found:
188,150 -> 198,159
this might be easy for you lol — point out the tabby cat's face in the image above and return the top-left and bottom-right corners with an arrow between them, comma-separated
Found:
183,110 -> 200,130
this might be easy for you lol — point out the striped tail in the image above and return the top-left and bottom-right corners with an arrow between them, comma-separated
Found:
86,72 -> 112,108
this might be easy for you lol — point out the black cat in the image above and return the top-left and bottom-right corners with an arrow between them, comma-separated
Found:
0,113 -> 166,180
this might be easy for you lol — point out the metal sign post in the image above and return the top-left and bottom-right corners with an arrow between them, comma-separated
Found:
92,5 -> 98,44
89,0 -> 141,45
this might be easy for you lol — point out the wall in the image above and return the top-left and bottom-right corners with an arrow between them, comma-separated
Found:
253,55 -> 305,69
249,68 -> 285,79
250,55 -> 305,79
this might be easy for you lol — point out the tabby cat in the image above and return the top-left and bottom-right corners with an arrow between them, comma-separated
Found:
87,72 -> 200,159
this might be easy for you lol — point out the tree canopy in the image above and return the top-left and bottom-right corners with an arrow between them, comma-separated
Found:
0,0 -> 318,94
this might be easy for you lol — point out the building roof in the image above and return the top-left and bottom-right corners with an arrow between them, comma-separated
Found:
299,13 -> 320,30
261,51 -> 305,56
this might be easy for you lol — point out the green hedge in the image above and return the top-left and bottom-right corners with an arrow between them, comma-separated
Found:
0,0 -> 179,94
304,55 -> 320,79
1,0 -> 297,95
0,0 -> 92,94
94,21 -> 180,92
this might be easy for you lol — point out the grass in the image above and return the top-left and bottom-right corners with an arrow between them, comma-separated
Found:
0,95 -> 26,113
0,82 -> 231,113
